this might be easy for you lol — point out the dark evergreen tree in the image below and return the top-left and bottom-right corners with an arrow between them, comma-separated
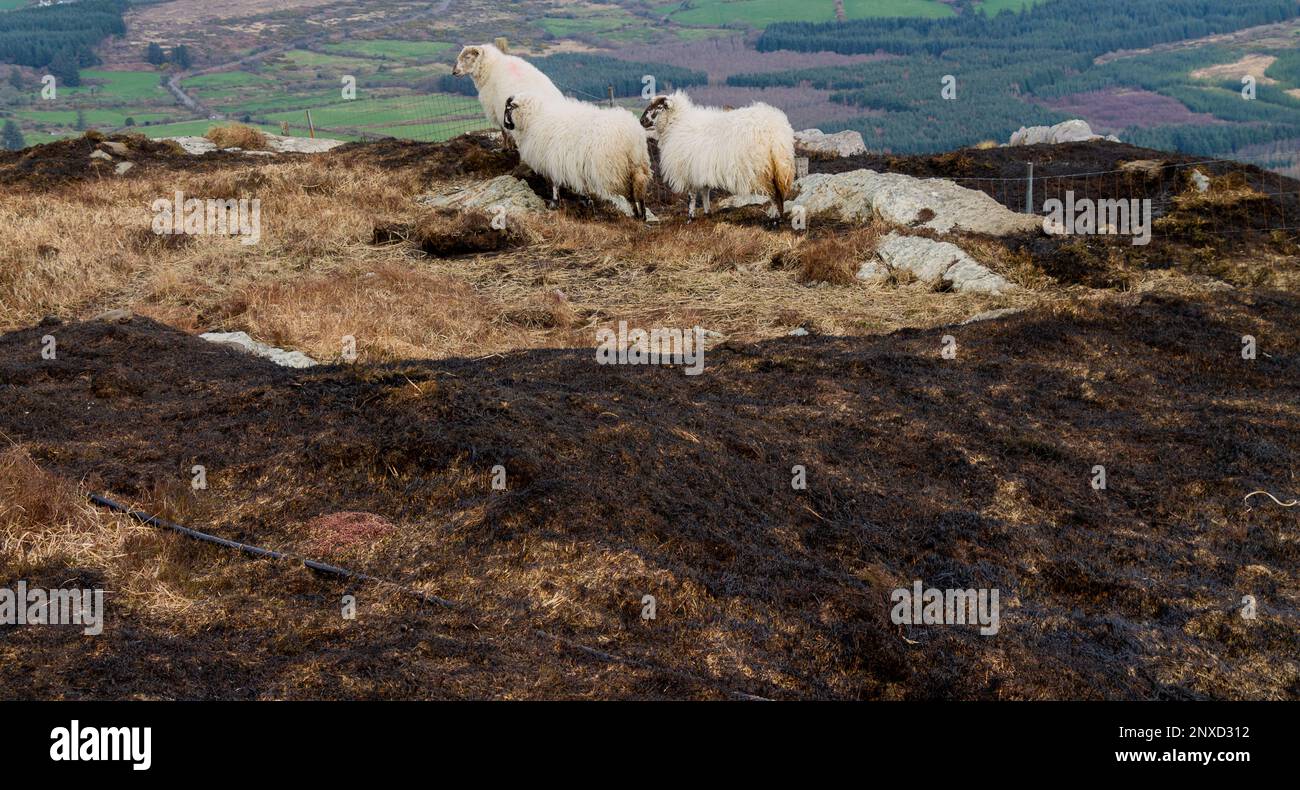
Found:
1,120 -> 24,151
48,49 -> 81,87
170,44 -> 193,70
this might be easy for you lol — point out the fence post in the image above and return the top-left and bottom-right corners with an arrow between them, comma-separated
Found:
608,85 -> 615,108
1025,162 -> 1034,214
305,109 -> 315,139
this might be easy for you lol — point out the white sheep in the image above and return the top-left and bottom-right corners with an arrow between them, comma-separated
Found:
504,93 -> 652,220
452,44 -> 562,149
640,91 -> 796,220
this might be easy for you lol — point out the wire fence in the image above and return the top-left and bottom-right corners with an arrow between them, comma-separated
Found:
948,158 -> 1299,239
239,84 -> 1299,238
254,80 -> 632,143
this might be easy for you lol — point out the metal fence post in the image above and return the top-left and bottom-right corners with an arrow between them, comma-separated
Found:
1025,162 -> 1034,214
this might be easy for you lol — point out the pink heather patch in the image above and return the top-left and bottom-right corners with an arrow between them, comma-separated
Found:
305,511 -> 395,555
1034,88 -> 1222,134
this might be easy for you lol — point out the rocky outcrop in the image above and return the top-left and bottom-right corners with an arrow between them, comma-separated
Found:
416,175 -> 548,216
866,232 -> 1013,295
792,169 -> 1042,237
162,134 -> 345,155
200,331 -> 318,368
1008,119 -> 1120,146
794,128 -> 867,158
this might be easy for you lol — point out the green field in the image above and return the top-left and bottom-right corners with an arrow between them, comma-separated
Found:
320,39 -> 454,61
259,94 -> 481,128
655,0 -> 955,26
65,70 -> 167,100
183,72 -> 275,89
277,49 -> 381,72
15,109 -> 174,127
539,6 -> 661,42
4,68 -> 179,141
976,0 -> 1046,14
0,0 -> 30,10
363,117 -> 492,141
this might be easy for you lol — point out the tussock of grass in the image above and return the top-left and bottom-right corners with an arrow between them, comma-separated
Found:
205,124 -> 270,151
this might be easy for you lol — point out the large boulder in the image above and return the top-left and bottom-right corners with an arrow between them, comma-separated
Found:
416,175 -> 548,216
161,133 -> 345,155
1008,119 -> 1120,146
794,128 -> 867,158
792,169 -> 1042,236
266,134 -> 345,153
869,232 -> 1013,295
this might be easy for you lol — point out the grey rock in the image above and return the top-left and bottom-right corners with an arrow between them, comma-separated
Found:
200,331 -> 318,368
89,150 -> 113,161
715,193 -> 774,211
1009,119 -> 1113,146
794,128 -> 867,158
962,307 -> 1024,324
266,134 -> 345,154
416,175 -> 548,216
162,136 -> 217,155
855,260 -> 889,283
99,141 -> 130,156
161,134 -> 344,156
114,161 -> 134,175
874,232 -> 1013,295
792,169 -> 1042,236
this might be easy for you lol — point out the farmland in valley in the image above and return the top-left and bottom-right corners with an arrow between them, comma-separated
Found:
1,0 -> 1298,168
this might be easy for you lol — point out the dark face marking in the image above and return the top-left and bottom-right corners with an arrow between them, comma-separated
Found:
639,97 -> 668,129
503,96 -> 518,131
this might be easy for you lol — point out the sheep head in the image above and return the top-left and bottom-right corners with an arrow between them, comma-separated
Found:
453,44 -> 495,79
639,92 -> 690,131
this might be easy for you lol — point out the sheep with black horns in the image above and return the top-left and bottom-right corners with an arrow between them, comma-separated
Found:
503,93 -> 652,220
452,43 -> 562,149
640,91 -> 796,221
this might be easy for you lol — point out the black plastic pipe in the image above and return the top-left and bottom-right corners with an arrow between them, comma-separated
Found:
87,493 -> 458,609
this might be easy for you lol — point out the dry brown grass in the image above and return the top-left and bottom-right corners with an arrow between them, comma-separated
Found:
0,445 -> 181,615
1171,170 -> 1267,211
0,154 -> 1042,360
771,227 -> 882,285
205,124 -> 271,151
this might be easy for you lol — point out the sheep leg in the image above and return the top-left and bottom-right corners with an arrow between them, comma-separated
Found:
549,183 -> 560,210
688,192 -> 696,221
701,188 -> 711,215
